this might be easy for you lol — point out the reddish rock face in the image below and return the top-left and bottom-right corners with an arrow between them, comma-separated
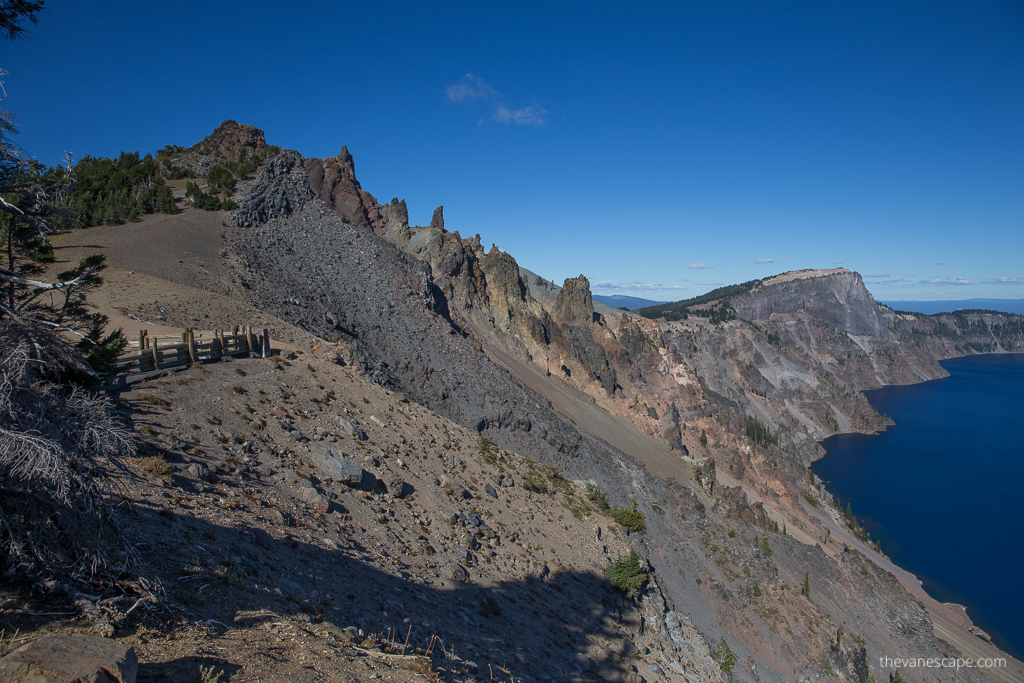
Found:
304,147 -> 383,231
193,119 -> 267,162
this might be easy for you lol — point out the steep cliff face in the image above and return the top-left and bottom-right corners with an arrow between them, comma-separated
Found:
890,308 -> 1024,357
731,269 -> 889,338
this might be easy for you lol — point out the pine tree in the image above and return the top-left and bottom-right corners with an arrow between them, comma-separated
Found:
700,428 -> 708,447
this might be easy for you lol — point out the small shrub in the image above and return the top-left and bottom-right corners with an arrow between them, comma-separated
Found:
715,637 -> 736,675
196,664 -> 225,683
136,392 -> 170,408
610,500 -> 646,534
585,483 -> 610,512
753,584 -> 762,597
479,436 -> 499,465
137,456 -> 173,476
605,550 -> 647,597
522,473 -> 549,494
138,424 -> 155,435
802,492 -> 819,508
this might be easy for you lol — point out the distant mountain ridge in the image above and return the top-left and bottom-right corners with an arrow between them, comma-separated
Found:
592,294 -> 668,310
882,298 -> 1024,316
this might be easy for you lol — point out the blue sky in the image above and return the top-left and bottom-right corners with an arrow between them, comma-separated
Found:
3,0 -> 1022,301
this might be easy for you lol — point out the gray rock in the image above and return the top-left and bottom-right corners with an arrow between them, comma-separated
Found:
337,417 -> 367,440
186,462 -> 214,482
501,477 -> 514,488
451,564 -> 470,582
650,664 -> 665,675
443,509 -> 459,525
384,475 -> 408,498
0,633 -> 138,683
279,580 -> 306,603
233,150 -> 312,227
484,484 -> 498,498
311,446 -> 363,485
574,652 -> 594,671
266,509 -> 293,527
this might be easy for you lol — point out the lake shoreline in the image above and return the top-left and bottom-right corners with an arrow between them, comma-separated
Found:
812,353 -> 1024,669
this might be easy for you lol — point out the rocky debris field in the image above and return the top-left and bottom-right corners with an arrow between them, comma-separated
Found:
1,344 -> 721,683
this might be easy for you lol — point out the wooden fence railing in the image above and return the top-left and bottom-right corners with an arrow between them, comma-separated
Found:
115,325 -> 271,375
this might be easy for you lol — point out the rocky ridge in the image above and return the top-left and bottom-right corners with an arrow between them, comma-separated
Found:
217,129 -> 1017,682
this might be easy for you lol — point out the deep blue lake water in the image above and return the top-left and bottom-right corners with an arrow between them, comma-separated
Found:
814,353 -> 1024,661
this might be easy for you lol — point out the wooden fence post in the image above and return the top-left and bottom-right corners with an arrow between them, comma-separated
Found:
151,336 -> 160,370
187,328 -> 197,364
262,328 -> 270,358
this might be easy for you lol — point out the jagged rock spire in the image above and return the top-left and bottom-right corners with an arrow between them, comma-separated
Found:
551,275 -> 595,325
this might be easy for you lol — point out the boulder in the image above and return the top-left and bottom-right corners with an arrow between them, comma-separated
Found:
0,633 -> 138,683
279,580 -> 306,603
298,486 -> 330,512
186,463 -> 214,482
384,475 -> 408,498
311,446 -> 363,485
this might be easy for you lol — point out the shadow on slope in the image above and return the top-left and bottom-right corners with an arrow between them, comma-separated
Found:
130,504 -> 640,682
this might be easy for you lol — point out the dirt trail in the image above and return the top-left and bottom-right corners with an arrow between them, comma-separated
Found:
47,208 -> 307,344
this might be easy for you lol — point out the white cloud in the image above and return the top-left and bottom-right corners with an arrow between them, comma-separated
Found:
753,258 -> 774,264
445,73 -> 546,126
697,281 -> 726,286
445,74 -> 499,103
920,277 -> 975,286
687,262 -> 713,270
493,103 -> 547,126
592,281 -> 686,292
865,272 -> 890,278
982,276 -> 1024,284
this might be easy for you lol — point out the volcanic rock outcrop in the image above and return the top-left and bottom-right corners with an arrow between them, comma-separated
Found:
551,275 -> 597,325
